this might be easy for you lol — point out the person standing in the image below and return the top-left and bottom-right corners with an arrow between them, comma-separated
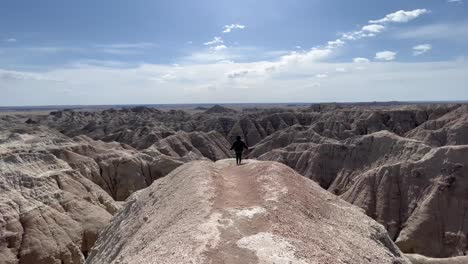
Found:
231,136 -> 248,165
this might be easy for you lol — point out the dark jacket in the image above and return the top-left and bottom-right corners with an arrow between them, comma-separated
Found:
231,140 -> 248,152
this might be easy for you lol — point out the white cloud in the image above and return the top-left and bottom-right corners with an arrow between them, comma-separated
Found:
152,72 -> 178,83
369,9 -> 429,24
362,24 -> 385,33
341,31 -> 375,40
0,69 -> 59,81
2,43 -> 156,56
204,36 -> 223,45
375,51 -> 397,61
316,73 -> 328,78
183,51 -> 229,64
226,69 -> 254,79
326,39 -> 345,49
223,24 -> 245,33
22,46 -> 84,53
353,57 -> 370,63
181,46 -> 266,64
211,45 -> 227,51
340,26 -> 383,42
4,10 -> 467,105
447,0 -> 463,3
184,84 -> 217,94
5,38 -> 17,42
3,60 -> 467,105
413,44 -> 432,55
278,48 -> 332,66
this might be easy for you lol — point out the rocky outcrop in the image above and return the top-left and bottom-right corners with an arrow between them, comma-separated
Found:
259,131 -> 468,258
204,104 -> 237,114
0,127 -> 184,202
407,105 -> 468,146
406,254 -> 468,264
28,103 -> 462,149
86,160 -> 409,264
0,152 -> 119,264
259,131 -> 431,189
3,103 -> 468,262
42,107 -> 193,144
52,136 -> 184,201
149,131 -> 233,161
249,124 -> 338,157
342,145 -> 468,258
100,126 -> 175,150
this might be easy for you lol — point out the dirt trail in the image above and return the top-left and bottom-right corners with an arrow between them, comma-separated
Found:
205,160 -> 272,264
214,161 -> 262,209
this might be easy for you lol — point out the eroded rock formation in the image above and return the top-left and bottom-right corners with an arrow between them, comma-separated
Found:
148,131 -> 232,161
0,152 -> 119,264
86,160 -> 409,264
1,102 -> 467,262
259,131 -> 468,257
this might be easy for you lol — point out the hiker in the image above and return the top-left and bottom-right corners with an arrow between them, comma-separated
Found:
231,136 -> 249,165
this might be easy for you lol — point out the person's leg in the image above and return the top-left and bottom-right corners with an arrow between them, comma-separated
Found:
235,152 -> 240,165
238,151 -> 242,165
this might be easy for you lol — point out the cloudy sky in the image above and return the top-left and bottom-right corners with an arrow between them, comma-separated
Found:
1,0 -> 467,106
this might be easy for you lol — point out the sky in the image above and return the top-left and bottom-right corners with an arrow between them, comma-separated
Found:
1,0 -> 467,106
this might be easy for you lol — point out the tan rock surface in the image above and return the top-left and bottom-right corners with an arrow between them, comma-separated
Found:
259,131 -> 468,257
86,159 -> 409,264
406,105 -> 468,146
406,254 -> 468,264
54,135 -> 184,201
149,131 -> 233,161
0,152 -> 119,264
358,146 -> 468,258
3,103 -> 468,262
259,131 -> 431,190
0,128 -> 184,201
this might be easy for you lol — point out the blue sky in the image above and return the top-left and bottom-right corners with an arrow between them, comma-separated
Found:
1,0 -> 467,105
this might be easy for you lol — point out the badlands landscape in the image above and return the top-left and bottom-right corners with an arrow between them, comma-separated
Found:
1,103 -> 468,264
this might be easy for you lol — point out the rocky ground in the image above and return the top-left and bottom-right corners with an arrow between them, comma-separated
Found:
1,103 -> 467,263
86,159 -> 409,264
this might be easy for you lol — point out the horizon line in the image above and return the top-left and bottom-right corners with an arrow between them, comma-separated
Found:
1,100 -> 468,110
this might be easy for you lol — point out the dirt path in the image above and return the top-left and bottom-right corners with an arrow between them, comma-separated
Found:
204,160 -> 274,263
214,161 -> 262,209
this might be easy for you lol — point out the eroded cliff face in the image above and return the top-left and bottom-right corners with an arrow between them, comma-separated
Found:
0,120 -> 236,263
0,152 -> 119,264
342,146 -> 468,257
148,130 -> 233,161
406,105 -> 468,146
259,131 -> 431,189
51,135 -> 184,201
86,160 -> 409,264
1,103 -> 467,262
406,254 -> 468,264
34,104 -> 462,148
259,132 -> 468,257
